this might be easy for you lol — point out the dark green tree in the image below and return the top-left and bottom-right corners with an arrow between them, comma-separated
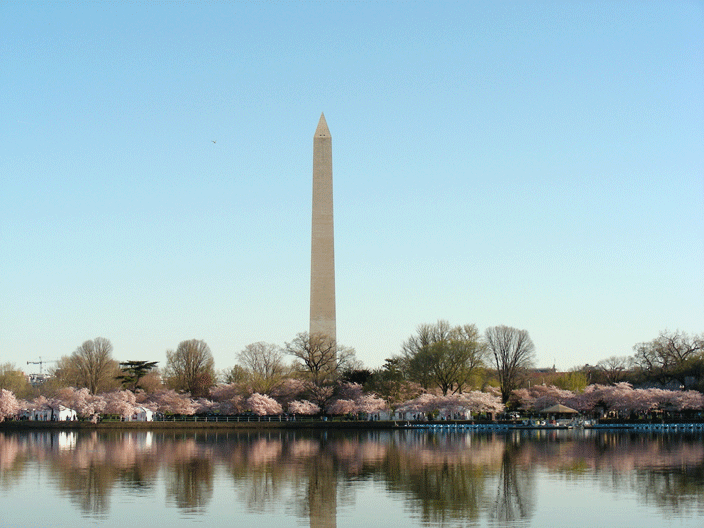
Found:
342,369 -> 373,385
366,357 -> 422,409
117,360 -> 159,391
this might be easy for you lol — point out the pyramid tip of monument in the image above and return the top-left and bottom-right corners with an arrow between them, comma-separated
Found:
315,113 -> 330,137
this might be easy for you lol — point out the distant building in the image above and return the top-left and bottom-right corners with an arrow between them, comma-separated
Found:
27,373 -> 51,386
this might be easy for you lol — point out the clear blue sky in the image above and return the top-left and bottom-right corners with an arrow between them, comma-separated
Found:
2,1 -> 702,375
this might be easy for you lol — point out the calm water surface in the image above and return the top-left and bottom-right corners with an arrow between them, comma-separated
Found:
0,428 -> 703,528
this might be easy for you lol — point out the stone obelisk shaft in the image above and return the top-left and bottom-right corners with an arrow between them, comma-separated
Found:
310,113 -> 336,343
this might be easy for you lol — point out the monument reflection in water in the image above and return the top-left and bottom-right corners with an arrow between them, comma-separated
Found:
1,429 -> 703,527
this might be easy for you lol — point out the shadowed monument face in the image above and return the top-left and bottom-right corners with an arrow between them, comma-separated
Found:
310,113 -> 336,344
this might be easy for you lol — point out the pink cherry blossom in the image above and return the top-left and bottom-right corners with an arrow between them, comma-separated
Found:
513,385 -> 575,411
29,395 -> 58,412
288,399 -> 320,415
356,394 -> 388,414
336,382 -> 364,401
209,383 -> 247,414
324,383 -> 389,416
0,389 -> 20,421
209,382 -> 242,401
142,389 -> 196,415
456,391 -> 505,414
566,383 -> 704,416
54,387 -> 106,418
326,398 -> 358,415
270,378 -> 307,407
245,393 -> 283,416
103,390 -> 138,419
194,398 -> 217,414
396,393 -> 441,415
396,391 -> 504,417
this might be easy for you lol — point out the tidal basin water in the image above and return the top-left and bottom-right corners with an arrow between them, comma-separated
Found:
1,428 -> 703,528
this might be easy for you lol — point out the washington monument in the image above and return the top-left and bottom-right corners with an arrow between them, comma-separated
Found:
310,113 -> 336,343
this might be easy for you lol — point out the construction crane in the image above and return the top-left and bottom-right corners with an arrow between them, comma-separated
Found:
27,357 -> 57,375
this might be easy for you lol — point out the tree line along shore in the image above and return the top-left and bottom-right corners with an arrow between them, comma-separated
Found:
1,325 -> 703,424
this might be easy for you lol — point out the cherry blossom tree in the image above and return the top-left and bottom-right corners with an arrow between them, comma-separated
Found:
601,384 -> 650,414
194,398 -> 218,414
142,389 -> 196,415
336,382 -> 364,402
15,398 -> 31,416
434,394 -> 466,417
28,395 -> 48,410
512,385 -> 575,411
270,378 -> 307,408
567,383 -> 704,416
215,395 -> 246,415
288,400 -> 320,415
456,391 -> 505,415
306,383 -> 335,408
396,391 -> 504,418
29,395 -> 59,413
657,389 -> 704,412
55,387 -> 106,418
432,392 -> 504,418
209,383 -> 246,414
396,393 -> 441,416
210,383 -> 242,401
326,399 -> 357,415
569,384 -> 603,414
324,382 -> 389,417
103,390 -> 138,419
0,389 -> 20,421
356,394 -> 389,415
245,393 -> 283,415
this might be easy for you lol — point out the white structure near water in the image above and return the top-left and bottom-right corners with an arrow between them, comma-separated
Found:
129,406 -> 154,422
30,405 -> 77,421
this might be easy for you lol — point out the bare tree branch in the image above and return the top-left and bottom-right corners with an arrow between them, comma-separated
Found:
485,326 -> 536,404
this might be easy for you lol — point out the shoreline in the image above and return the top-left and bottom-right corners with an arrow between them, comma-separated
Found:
0,420 -> 399,431
2,420 -> 704,432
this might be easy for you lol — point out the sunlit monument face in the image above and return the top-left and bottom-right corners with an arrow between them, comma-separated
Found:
310,113 -> 336,345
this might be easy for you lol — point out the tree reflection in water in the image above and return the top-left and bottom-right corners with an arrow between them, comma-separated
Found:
0,433 -> 27,490
166,456 -> 213,513
490,441 -> 535,523
379,432 -> 502,525
45,431 -> 159,517
0,429 -> 703,524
